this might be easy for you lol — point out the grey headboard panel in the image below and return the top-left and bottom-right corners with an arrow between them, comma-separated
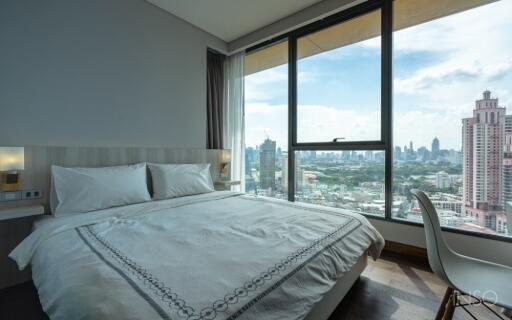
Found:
15,146 -> 230,212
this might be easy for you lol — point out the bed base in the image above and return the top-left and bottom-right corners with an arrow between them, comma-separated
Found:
304,253 -> 368,320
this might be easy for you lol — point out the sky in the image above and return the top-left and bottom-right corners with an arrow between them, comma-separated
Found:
244,0 -> 512,151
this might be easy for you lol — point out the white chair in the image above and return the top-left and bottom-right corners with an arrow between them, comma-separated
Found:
411,189 -> 512,320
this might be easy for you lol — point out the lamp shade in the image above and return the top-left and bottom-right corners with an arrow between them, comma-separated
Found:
221,150 -> 231,163
0,147 -> 25,171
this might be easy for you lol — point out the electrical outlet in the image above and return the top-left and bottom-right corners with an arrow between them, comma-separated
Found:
0,191 -> 22,202
33,189 -> 42,199
21,189 -> 42,200
21,190 -> 32,200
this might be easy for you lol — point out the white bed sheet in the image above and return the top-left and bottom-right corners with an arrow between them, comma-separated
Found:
10,191 -> 384,320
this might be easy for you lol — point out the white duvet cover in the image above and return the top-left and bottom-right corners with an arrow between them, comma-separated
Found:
10,192 -> 384,320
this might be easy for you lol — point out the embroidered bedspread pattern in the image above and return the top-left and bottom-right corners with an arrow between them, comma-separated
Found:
12,192 -> 384,320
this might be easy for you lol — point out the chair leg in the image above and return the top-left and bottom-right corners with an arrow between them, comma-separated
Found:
436,287 -> 454,320
442,288 -> 456,320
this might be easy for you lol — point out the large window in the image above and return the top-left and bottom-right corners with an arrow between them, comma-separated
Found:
392,0 -> 512,238
244,41 -> 288,199
243,0 -> 512,240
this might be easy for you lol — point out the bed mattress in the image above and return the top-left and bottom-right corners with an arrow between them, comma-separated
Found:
10,191 -> 384,320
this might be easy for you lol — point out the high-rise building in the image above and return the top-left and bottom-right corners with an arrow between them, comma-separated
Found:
282,152 -> 288,190
436,171 -> 451,189
245,147 -> 257,192
507,202 -> 512,235
417,146 -> 430,162
503,115 -> 512,206
432,137 -> 440,160
295,158 -> 304,191
259,138 -> 276,190
276,147 -> 283,165
462,90 -> 506,229
405,142 -> 416,160
245,147 -> 255,175
503,159 -> 512,206
394,146 -> 402,161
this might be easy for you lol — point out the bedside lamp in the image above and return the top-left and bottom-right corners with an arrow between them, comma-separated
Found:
220,150 -> 231,179
0,147 -> 25,192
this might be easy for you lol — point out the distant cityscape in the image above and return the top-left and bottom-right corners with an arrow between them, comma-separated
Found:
245,90 -> 511,237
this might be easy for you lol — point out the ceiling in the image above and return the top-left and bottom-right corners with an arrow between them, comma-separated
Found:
146,0 -> 325,42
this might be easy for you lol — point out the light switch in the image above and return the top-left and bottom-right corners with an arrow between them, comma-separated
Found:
0,191 -> 22,201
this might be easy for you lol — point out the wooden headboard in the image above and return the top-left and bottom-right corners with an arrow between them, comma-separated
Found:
13,146 -> 230,212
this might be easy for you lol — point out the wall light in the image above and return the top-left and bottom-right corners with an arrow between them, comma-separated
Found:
220,149 -> 231,179
0,147 -> 25,191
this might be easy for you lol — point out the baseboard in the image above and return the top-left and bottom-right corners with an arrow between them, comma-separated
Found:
383,240 -> 430,267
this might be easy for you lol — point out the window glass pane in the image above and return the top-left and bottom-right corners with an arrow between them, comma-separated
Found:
244,41 -> 288,199
392,0 -> 511,237
295,150 -> 385,216
296,9 -> 381,143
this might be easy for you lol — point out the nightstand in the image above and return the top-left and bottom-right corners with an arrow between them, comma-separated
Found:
214,180 -> 241,191
0,205 -> 45,221
0,204 -> 45,289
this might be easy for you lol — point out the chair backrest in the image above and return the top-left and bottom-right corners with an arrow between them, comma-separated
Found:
410,189 -> 455,286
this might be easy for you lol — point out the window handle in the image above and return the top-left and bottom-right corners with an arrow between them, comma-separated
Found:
332,137 -> 346,142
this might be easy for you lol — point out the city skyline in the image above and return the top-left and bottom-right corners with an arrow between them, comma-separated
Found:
245,135 -> 460,158
244,90 -> 510,236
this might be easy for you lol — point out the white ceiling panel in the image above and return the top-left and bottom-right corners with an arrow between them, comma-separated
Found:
146,0 -> 325,42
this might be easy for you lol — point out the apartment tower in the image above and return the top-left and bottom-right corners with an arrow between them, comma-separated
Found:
462,90 -> 506,230
259,138 -> 276,190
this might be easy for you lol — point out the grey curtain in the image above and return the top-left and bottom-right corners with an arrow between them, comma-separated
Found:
207,50 -> 225,149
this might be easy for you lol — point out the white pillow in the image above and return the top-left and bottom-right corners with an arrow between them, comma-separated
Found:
148,163 -> 214,200
51,163 -> 151,216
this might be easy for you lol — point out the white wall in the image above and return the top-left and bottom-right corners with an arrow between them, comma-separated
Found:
368,217 -> 512,267
0,0 -> 227,148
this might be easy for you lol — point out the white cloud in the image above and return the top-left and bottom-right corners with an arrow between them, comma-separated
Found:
245,68 -> 287,102
394,62 -> 512,95
394,1 -> 512,96
245,103 -> 288,149
297,105 -> 380,142
245,103 -> 381,149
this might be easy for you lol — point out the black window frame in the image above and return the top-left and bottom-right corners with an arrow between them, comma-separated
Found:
244,0 -> 512,243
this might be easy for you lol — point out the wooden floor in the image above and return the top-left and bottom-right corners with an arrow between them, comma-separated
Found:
0,252 -> 505,320
330,252 -> 504,320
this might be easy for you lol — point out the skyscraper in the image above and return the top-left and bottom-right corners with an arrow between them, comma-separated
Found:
245,147 -> 255,175
503,115 -> 512,206
245,147 -> 256,192
394,146 -> 402,161
282,152 -> 288,190
462,90 -> 506,229
432,137 -> 440,160
259,138 -> 276,190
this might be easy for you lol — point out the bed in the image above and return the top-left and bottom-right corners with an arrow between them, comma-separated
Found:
10,191 -> 384,320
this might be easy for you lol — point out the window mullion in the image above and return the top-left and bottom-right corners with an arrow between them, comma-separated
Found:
288,35 -> 297,202
382,0 -> 393,220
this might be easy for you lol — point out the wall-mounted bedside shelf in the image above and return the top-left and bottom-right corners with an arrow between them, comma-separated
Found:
214,180 -> 241,191
0,205 -> 45,221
